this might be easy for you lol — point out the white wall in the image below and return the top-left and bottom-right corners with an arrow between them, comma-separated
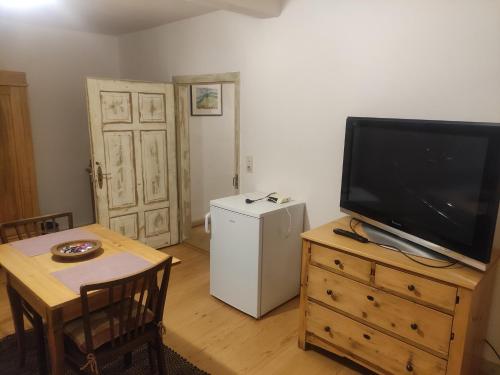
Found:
0,20 -> 120,226
117,0 -> 500,363
190,83 -> 236,222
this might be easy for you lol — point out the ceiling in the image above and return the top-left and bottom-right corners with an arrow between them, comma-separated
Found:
0,0 -> 217,35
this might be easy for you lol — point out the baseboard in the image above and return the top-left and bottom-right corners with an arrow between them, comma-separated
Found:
191,218 -> 204,227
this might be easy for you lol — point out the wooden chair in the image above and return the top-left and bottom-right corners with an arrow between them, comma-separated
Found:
0,212 -> 74,374
63,257 -> 173,375
0,212 -> 73,243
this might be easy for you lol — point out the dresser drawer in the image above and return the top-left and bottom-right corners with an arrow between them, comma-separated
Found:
308,265 -> 452,355
306,302 -> 447,375
374,265 -> 457,312
310,243 -> 372,282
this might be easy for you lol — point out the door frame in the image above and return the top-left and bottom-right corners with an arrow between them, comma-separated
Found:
173,72 -> 240,241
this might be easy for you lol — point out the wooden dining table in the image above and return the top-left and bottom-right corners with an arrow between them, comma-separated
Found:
0,224 -> 180,375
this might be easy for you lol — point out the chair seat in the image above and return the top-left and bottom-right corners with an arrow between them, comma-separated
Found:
64,299 -> 154,353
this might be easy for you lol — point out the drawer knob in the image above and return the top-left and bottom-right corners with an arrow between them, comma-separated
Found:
366,295 -> 375,302
324,326 -> 331,333
406,362 -> 413,372
326,289 -> 334,297
407,284 -> 416,292
410,323 -> 418,330
334,259 -> 342,266
363,333 -> 371,340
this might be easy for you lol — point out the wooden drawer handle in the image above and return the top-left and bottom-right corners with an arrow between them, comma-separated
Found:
406,362 -> 413,372
366,295 -> 375,302
410,323 -> 418,330
326,289 -> 335,297
324,326 -> 331,333
407,284 -> 416,292
363,333 -> 371,340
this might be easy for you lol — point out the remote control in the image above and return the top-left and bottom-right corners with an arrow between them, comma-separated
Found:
333,228 -> 369,243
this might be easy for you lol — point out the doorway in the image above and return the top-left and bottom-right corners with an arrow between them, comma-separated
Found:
174,73 -> 240,251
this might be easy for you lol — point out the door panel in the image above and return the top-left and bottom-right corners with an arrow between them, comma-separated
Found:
139,93 -> 165,122
145,208 -> 170,237
141,130 -> 169,204
103,131 -> 137,209
86,78 -> 178,247
110,213 -> 138,239
100,91 -> 132,124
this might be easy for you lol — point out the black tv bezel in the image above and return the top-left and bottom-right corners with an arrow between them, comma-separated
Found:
340,116 -> 500,265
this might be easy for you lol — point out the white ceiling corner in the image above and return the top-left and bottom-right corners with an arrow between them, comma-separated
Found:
0,0 -> 216,35
187,0 -> 283,18
0,0 -> 283,35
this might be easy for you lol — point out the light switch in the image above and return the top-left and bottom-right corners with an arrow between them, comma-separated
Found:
246,156 -> 253,173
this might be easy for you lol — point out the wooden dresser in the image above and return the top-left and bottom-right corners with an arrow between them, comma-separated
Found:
299,217 -> 497,375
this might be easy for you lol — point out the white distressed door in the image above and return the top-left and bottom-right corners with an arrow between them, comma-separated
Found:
86,78 -> 178,248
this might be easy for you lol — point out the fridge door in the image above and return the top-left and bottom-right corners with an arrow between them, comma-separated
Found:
210,206 -> 262,317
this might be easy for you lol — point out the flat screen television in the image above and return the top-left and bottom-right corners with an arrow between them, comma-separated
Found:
340,117 -> 500,270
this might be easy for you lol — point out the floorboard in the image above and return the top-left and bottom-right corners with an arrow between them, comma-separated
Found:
161,244 -> 362,375
1,244 -> 498,374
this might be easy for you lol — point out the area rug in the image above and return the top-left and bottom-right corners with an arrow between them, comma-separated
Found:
0,330 -> 209,375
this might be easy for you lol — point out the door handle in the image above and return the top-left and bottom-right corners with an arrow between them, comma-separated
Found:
95,162 -> 111,189
205,213 -> 211,234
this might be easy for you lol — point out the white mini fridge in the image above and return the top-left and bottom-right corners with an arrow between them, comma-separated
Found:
205,194 -> 305,318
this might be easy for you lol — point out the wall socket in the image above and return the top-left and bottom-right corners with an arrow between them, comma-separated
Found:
246,156 -> 253,173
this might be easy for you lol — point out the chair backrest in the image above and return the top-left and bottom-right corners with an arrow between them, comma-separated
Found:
0,212 -> 74,243
79,256 -> 173,353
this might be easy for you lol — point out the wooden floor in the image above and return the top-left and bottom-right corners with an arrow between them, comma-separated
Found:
1,242 -> 499,374
161,243 -> 365,374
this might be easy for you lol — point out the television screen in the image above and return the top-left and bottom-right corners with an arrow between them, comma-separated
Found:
340,117 -> 500,265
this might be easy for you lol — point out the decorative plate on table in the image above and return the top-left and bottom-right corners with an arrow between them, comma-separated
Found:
51,240 -> 102,259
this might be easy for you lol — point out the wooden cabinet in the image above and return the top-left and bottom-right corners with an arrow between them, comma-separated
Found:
0,70 -> 38,223
299,217 -> 497,375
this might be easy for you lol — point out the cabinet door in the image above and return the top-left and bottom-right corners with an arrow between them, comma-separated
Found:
0,87 -> 18,222
210,206 -> 261,317
0,74 -> 38,223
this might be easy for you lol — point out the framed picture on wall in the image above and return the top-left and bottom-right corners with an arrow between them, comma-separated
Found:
191,84 -> 223,116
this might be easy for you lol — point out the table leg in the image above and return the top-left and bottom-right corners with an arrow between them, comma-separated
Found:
6,284 -> 26,367
46,307 -> 64,375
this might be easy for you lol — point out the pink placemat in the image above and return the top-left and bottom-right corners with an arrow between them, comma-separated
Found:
9,228 -> 101,257
51,252 -> 153,294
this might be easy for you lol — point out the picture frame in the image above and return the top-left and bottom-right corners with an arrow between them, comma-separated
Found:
191,83 -> 223,116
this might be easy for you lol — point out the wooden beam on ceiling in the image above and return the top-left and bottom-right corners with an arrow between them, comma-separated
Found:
188,0 -> 283,18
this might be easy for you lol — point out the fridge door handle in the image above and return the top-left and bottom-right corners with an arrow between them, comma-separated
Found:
205,212 -> 211,234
